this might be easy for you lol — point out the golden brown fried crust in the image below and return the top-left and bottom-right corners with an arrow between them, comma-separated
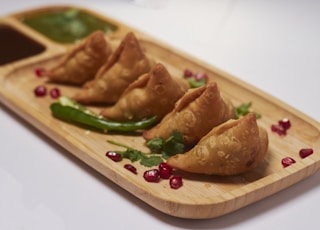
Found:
166,113 -> 269,176
100,63 -> 189,121
73,32 -> 153,104
143,81 -> 235,146
45,31 -> 111,85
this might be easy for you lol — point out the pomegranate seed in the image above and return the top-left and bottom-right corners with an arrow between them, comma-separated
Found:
143,169 -> 160,183
169,175 -> 183,189
124,164 -> 137,174
299,148 -> 314,158
34,68 -> 45,77
159,162 -> 172,179
183,69 -> 193,78
34,85 -> 47,97
279,118 -> 291,130
194,72 -> 208,82
50,88 -> 61,99
105,151 -> 122,162
271,124 -> 287,136
271,118 -> 291,136
281,157 -> 296,168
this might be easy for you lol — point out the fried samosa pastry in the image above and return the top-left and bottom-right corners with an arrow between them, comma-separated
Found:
143,82 -> 235,146
167,113 -> 269,176
100,63 -> 189,121
45,31 -> 111,85
73,32 -> 153,104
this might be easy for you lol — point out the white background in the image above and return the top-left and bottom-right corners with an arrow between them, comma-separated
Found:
1,0 -> 319,229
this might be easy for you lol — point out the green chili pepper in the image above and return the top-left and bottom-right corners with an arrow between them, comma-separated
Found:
50,101 -> 157,132
58,96 -> 96,115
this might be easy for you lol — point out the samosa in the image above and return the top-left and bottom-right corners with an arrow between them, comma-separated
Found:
166,113 -> 269,176
45,31 -> 111,85
143,82 -> 235,146
100,63 -> 189,121
73,32 -> 153,104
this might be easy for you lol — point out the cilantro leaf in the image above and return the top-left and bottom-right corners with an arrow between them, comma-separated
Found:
118,149 -> 141,162
107,130 -> 185,167
146,137 -> 164,153
235,102 -> 261,119
146,130 -> 185,159
107,140 -> 164,167
140,155 -> 163,167
187,78 -> 206,88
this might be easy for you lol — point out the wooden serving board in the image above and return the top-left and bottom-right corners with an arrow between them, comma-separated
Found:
1,6 -> 319,219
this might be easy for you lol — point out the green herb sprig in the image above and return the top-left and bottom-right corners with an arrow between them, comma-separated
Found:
186,78 -> 207,88
107,140 -> 163,167
107,130 -> 185,167
146,130 -> 185,159
235,102 -> 261,119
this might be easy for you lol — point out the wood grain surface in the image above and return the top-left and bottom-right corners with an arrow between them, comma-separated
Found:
0,6 -> 319,219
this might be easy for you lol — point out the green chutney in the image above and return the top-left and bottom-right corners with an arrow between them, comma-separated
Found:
21,8 -> 117,44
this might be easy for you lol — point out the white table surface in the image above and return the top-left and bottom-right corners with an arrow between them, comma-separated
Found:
1,0 -> 319,229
